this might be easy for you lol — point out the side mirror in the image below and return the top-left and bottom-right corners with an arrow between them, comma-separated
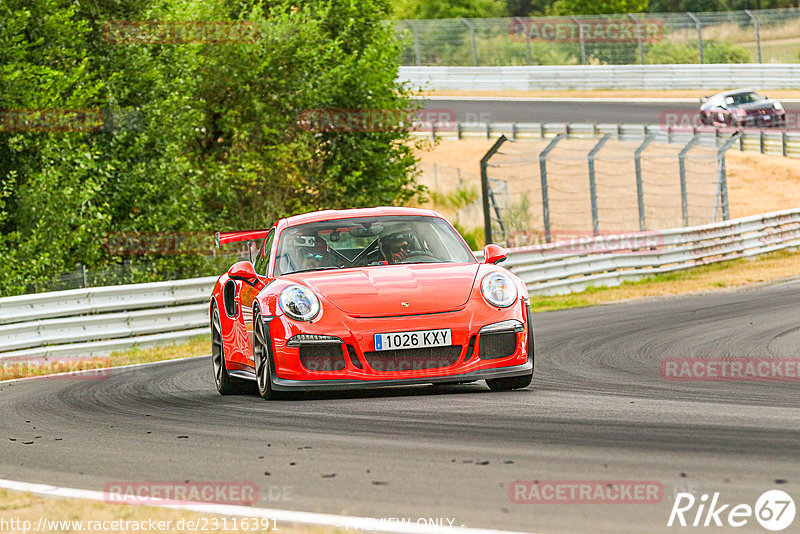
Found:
228,260 -> 258,286
483,244 -> 508,265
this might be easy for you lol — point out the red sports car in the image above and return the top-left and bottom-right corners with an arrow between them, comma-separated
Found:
210,207 -> 533,399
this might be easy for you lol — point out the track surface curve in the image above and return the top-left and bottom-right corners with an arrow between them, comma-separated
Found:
421,99 -> 800,126
2,279 -> 800,533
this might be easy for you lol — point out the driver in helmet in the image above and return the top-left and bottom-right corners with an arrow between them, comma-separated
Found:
381,232 -> 412,264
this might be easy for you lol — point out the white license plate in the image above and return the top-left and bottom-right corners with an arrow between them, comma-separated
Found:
374,329 -> 451,351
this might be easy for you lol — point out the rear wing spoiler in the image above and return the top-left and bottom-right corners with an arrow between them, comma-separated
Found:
214,229 -> 270,247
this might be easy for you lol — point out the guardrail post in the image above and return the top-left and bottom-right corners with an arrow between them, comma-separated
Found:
457,121 -> 462,140
687,12 -> 704,64
587,134 -> 611,236
539,134 -> 566,243
745,10 -> 762,64
634,133 -> 655,231
538,123 -> 545,139
571,16 -> 586,65
511,123 -> 517,140
760,130 -> 765,153
480,135 -> 508,245
739,131 -> 745,151
679,134 -> 701,227
782,131 -> 787,157
486,122 -> 491,139
715,134 -> 738,222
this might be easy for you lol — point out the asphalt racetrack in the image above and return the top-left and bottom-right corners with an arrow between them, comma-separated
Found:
421,97 -> 800,126
2,278 -> 799,533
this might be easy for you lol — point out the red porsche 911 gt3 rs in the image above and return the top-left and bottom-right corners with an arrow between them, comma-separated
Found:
210,207 -> 533,399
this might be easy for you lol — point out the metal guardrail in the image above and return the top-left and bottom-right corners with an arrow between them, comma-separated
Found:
505,207 -> 800,295
413,121 -> 800,159
2,208 -> 798,360
0,278 -> 215,362
398,64 -> 800,90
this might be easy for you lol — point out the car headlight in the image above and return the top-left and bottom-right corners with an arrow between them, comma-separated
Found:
735,109 -> 747,118
279,285 -> 320,321
481,272 -> 517,308
773,102 -> 784,111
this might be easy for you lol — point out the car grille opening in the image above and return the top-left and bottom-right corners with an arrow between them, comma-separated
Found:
478,332 -> 517,360
299,345 -> 346,372
463,335 -> 477,363
346,344 -> 363,369
364,346 -> 461,372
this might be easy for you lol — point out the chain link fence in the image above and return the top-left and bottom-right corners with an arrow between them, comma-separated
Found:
474,134 -> 737,248
396,8 -> 800,66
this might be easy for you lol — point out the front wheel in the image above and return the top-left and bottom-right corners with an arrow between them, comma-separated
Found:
253,310 -> 283,400
486,371 -> 533,391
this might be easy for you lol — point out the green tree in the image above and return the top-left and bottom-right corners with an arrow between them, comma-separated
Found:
555,0 -> 647,14
392,0 -> 507,19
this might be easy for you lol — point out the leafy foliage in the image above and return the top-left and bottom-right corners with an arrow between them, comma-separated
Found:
0,0 -> 423,295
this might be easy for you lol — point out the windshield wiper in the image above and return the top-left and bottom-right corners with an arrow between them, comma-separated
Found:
286,266 -> 343,274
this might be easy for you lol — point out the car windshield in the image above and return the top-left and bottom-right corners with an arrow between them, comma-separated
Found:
274,215 -> 476,275
725,92 -> 763,106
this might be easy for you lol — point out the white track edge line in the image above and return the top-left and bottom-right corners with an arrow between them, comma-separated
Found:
0,355 -> 207,385
0,479 -> 541,534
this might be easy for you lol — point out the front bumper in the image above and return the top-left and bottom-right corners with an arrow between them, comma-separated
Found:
262,295 -> 533,387
270,358 -> 533,391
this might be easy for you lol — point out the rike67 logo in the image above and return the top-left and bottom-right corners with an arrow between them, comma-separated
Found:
668,490 -> 795,531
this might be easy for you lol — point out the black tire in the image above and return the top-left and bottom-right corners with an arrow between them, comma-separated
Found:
486,372 -> 533,391
253,308 -> 283,400
487,306 -> 535,391
211,304 -> 248,395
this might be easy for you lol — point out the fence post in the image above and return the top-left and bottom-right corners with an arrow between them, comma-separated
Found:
745,10 -> 762,64
571,16 -> 586,65
480,135 -> 508,246
627,13 -> 645,65
687,12 -> 704,64
634,133 -> 655,232
460,18 -> 479,66
587,134 -> 611,236
679,134 -> 701,227
714,134 -> 738,222
539,134 -> 566,243
405,21 -> 421,66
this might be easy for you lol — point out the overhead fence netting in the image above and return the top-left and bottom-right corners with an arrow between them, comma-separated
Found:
396,8 -> 800,66
477,139 -> 720,247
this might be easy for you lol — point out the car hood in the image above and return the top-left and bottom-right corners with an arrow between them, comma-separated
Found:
288,263 -> 480,317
